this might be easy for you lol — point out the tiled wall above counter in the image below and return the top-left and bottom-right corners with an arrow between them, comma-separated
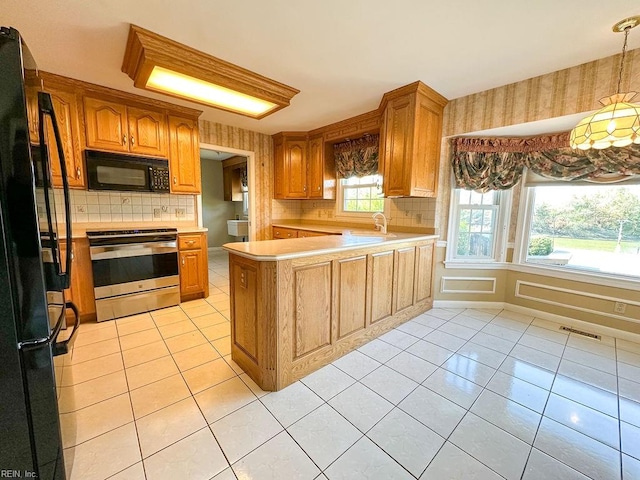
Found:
52,190 -> 196,224
272,197 -> 438,230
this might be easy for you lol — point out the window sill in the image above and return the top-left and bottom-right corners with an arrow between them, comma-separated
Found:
511,262 -> 640,290
444,261 -> 510,270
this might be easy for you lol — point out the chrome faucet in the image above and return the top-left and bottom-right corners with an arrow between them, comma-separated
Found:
372,212 -> 387,234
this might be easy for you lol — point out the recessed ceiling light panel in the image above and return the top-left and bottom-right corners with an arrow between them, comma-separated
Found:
122,24 -> 299,119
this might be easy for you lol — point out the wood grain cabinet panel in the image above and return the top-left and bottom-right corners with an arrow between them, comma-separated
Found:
394,247 -> 416,313
59,238 -> 96,323
178,233 -> 208,301
369,251 -> 395,324
127,106 -> 167,157
169,116 -> 201,194
414,243 -> 434,304
293,263 -> 332,358
26,86 -> 85,188
84,97 -> 129,152
231,262 -> 259,361
335,256 -> 367,339
273,132 -> 335,200
379,82 -> 447,197
307,135 -> 324,198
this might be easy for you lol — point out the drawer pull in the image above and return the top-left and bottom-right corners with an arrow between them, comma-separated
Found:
122,134 -> 127,145
181,256 -> 185,266
130,136 -> 135,145
76,167 -> 81,179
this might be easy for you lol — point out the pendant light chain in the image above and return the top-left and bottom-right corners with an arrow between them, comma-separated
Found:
617,27 -> 630,95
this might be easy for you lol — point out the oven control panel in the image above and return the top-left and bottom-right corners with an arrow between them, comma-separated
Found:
150,167 -> 170,192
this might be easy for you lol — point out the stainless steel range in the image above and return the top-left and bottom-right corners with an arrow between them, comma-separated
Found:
87,228 -> 180,322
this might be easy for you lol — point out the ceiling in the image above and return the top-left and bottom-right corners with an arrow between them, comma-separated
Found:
3,1 -> 639,135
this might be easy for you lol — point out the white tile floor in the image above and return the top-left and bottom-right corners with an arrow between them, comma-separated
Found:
57,250 -> 640,480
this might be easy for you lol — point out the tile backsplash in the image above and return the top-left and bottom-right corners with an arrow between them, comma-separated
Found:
272,197 -> 437,229
52,190 -> 196,224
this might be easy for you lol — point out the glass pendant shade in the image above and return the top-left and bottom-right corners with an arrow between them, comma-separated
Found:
570,92 -> 640,150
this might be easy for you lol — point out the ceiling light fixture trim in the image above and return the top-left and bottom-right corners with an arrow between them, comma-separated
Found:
570,15 -> 640,150
122,24 -> 300,119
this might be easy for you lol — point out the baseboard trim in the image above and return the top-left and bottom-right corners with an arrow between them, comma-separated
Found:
433,300 -> 640,343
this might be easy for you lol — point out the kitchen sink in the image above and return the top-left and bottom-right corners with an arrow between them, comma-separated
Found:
227,219 -> 248,237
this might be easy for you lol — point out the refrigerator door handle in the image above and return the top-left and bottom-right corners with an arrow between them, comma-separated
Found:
38,92 -> 72,290
53,302 -> 80,356
17,303 -> 66,351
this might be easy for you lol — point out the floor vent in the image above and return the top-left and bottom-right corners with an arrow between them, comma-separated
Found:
560,326 -> 601,340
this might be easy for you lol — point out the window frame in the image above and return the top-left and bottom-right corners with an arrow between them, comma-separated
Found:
513,181 -> 640,286
335,174 -> 388,219
446,187 -> 511,264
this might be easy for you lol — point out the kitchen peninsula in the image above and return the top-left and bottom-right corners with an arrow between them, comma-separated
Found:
223,232 -> 437,391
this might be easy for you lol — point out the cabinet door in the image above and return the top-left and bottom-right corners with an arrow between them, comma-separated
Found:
414,242 -> 434,304
368,251 -> 394,324
381,95 -> 414,197
334,256 -> 367,339
26,88 -> 85,188
25,86 -> 40,144
307,136 -> 324,198
410,97 -> 442,197
84,97 -> 128,152
273,138 -> 286,199
47,90 -> 84,188
169,116 -> 201,194
284,139 -> 308,198
127,107 -> 168,158
180,249 -> 205,297
393,247 -> 416,313
60,239 -> 96,322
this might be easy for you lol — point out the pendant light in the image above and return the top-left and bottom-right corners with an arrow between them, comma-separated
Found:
570,16 -> 640,150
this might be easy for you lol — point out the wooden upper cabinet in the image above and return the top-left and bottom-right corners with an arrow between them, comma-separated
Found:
273,133 -> 307,199
127,107 -> 168,157
273,133 -> 335,200
84,97 -> 129,152
26,85 -> 85,189
85,97 -> 168,158
379,81 -> 447,197
307,135 -> 324,198
168,116 -> 201,194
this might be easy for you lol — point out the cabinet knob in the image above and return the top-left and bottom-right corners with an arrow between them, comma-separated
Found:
181,256 -> 185,266
76,167 -> 81,179
130,136 -> 135,145
173,176 -> 177,184
122,135 -> 127,145
303,185 -> 307,192
187,240 -> 195,245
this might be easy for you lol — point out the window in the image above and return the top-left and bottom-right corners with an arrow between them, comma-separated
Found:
448,188 -> 509,262
338,174 -> 384,214
521,183 -> 640,279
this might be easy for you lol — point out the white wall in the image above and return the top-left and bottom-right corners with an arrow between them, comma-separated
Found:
201,158 -> 238,247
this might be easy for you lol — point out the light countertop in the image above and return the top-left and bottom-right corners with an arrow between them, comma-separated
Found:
223,232 -> 437,261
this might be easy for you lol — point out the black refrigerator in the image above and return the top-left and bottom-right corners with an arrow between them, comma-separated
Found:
0,27 -> 79,480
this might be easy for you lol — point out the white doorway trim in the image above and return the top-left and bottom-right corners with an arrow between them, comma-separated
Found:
199,141 -> 256,241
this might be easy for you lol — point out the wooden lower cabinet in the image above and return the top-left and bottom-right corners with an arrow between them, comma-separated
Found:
178,233 -> 209,301
228,237 -> 435,391
272,227 -> 299,239
272,226 -> 338,239
59,238 -> 96,323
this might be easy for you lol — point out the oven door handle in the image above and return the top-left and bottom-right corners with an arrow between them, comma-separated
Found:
90,242 -> 178,260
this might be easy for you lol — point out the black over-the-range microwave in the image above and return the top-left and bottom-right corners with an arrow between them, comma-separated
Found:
85,149 -> 171,192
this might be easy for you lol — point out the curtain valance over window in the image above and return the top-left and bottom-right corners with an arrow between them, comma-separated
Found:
451,132 -> 640,192
334,134 -> 379,178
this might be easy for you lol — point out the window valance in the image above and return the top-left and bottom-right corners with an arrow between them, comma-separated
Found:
451,132 -> 640,192
334,134 -> 379,179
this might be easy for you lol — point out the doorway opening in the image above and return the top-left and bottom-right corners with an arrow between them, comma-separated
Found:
198,143 -> 255,246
